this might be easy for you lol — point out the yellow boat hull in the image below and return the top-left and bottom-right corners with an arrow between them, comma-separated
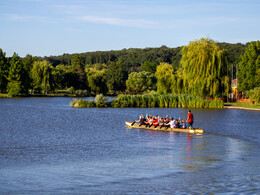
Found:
125,121 -> 204,134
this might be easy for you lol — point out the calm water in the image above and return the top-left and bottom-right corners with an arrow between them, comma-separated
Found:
0,97 -> 259,194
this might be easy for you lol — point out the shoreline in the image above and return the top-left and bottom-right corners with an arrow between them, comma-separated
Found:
224,105 -> 260,111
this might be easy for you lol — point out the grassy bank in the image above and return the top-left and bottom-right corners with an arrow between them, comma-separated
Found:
71,94 -> 224,108
224,102 -> 260,109
0,93 -> 10,98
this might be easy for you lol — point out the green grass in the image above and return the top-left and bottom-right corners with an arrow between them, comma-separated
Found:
224,102 -> 260,109
0,93 -> 10,98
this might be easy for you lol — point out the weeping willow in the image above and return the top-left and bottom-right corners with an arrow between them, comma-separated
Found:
181,38 -> 229,97
31,60 -> 54,93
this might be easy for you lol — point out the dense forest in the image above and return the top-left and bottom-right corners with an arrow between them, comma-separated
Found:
0,38 -> 259,101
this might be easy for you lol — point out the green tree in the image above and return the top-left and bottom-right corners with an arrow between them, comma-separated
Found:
52,64 -> 77,90
0,49 -> 9,92
23,54 -> 37,73
155,63 -> 175,94
181,38 -> 229,97
52,64 -> 66,89
31,60 -> 54,93
126,71 -> 156,93
106,60 -> 127,92
71,54 -> 84,71
140,61 -> 158,74
22,54 -> 37,92
238,41 -> 260,91
87,68 -> 108,95
71,54 -> 86,89
7,53 -> 29,96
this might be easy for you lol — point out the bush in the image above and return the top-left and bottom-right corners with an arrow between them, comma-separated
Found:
7,81 -> 21,97
95,94 -> 108,107
70,98 -> 96,108
75,90 -> 89,97
247,87 -> 260,103
67,87 -> 75,94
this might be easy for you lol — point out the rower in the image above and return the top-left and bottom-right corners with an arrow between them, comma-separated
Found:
149,116 -> 158,127
158,117 -> 165,129
174,119 -> 180,128
145,115 -> 153,127
181,120 -> 187,129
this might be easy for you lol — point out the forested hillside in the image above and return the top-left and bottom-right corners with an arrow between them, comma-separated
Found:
45,42 -> 247,70
1,39 -> 257,99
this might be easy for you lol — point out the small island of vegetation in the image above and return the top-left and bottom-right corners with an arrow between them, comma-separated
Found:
70,93 -> 223,108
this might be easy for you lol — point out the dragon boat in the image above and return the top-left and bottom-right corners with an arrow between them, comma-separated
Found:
125,121 -> 204,134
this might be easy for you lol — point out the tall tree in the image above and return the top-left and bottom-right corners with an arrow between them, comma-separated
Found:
181,38 -> 229,97
155,63 -> 175,94
71,54 -> 86,89
7,53 -> 28,96
0,49 -> 9,92
106,60 -> 127,92
87,68 -> 108,95
31,60 -> 54,93
238,41 -> 260,91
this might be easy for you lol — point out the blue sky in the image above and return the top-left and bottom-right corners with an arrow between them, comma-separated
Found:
0,0 -> 259,57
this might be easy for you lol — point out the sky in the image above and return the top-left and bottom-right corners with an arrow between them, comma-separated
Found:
0,0 -> 259,57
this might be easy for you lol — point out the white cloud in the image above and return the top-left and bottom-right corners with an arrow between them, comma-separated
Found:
76,15 -> 156,28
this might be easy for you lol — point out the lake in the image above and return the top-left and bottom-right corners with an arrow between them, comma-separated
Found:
0,97 -> 259,194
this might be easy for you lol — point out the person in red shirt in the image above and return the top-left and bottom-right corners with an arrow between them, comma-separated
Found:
186,110 -> 194,129
150,116 -> 158,127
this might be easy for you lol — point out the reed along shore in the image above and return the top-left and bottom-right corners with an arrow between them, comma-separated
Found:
70,94 -> 224,108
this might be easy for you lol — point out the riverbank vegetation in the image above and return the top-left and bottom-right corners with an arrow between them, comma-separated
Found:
0,38 -> 259,107
71,93 -> 224,108
224,102 -> 260,109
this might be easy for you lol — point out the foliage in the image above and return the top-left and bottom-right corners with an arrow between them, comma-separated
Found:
7,81 -> 22,97
246,87 -> 260,103
111,94 -> 223,108
0,49 -> 9,92
155,63 -> 175,94
70,94 -> 107,108
181,38 -> 229,97
106,60 -> 127,92
67,86 -> 75,94
0,41 -> 253,97
31,60 -> 54,93
7,53 -> 29,95
126,71 -> 156,93
52,64 -> 79,90
71,54 -> 86,89
238,41 -> 260,91
140,61 -> 158,73
0,93 -> 10,98
86,66 -> 108,95
70,98 -> 96,108
75,90 -> 88,97
95,94 -> 108,107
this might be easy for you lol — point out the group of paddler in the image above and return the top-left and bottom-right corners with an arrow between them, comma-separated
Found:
132,110 -> 194,129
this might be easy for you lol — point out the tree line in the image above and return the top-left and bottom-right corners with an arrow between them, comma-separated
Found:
0,38 -> 258,99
